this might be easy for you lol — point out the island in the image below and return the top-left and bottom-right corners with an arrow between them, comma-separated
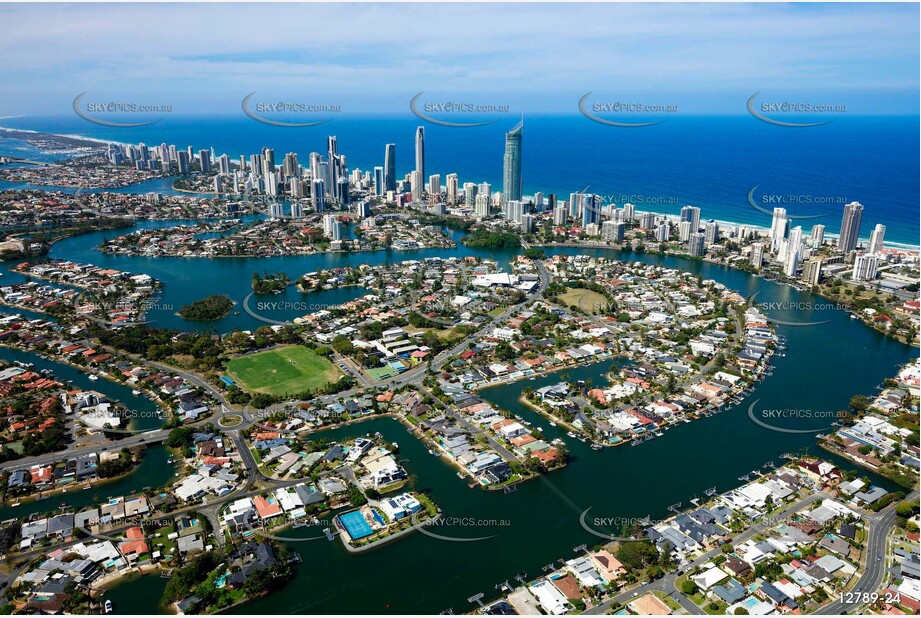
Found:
178,294 -> 235,321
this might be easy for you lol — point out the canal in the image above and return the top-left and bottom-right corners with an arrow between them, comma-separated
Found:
0,203 -> 913,613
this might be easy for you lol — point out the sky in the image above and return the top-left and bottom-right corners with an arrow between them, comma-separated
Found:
0,2 -> 918,117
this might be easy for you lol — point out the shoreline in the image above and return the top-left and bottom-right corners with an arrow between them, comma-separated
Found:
1,125 -> 918,250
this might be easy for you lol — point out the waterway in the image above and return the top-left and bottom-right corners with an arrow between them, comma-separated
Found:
0,444 -> 177,523
0,186 -> 914,613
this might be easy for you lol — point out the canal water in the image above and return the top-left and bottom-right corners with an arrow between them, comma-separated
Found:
0,186 -> 914,613
0,444 -> 177,522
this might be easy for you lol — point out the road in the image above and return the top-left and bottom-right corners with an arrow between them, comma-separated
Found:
815,489 -> 919,615
585,490 -> 833,615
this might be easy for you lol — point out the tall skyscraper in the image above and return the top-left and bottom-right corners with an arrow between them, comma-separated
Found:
582,194 -> 601,228
268,202 -> 284,219
428,174 -> 441,198
787,226 -> 804,264
750,243 -> 764,268
837,201 -> 864,254
868,224 -> 886,254
680,206 -> 701,233
414,126 -> 425,184
464,183 -> 478,210
688,233 -> 706,257
283,152 -> 299,178
810,224 -> 825,248
312,179 -> 326,212
410,171 -> 423,203
323,214 -> 341,241
262,147 -> 275,174
446,174 -> 459,205
198,149 -> 211,173
622,203 -> 635,224
553,205 -> 568,226
656,222 -> 670,242
770,207 -> 789,252
502,121 -> 523,202
507,200 -> 523,224
475,193 -> 490,218
602,220 -> 625,243
373,166 -> 384,197
326,136 -> 339,199
802,258 -> 822,285
852,253 -> 878,281
384,144 -> 396,192
704,220 -> 720,245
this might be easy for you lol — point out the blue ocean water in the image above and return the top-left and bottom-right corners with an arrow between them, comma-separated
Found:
1,114 -> 917,245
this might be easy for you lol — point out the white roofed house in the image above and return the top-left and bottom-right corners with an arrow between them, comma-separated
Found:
361,448 -> 406,488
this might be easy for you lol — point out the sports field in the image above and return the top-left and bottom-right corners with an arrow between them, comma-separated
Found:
225,345 -> 342,396
558,288 -> 608,314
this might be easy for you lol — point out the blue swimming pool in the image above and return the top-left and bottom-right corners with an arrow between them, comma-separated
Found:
338,510 -> 373,540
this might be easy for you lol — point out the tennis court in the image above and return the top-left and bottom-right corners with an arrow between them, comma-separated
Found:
338,510 -> 373,540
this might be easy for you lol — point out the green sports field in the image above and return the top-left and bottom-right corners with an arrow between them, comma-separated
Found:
225,345 -> 342,396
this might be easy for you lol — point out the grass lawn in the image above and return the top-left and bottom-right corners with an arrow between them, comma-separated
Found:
558,288 -> 608,314
653,591 -> 682,612
225,345 -> 342,396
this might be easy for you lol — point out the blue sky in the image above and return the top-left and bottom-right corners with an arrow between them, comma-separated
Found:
0,3 -> 917,117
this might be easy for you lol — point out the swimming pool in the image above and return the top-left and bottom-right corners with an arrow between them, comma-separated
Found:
338,510 -> 374,540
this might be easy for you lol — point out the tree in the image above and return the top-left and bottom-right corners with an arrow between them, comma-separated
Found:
681,580 -> 699,595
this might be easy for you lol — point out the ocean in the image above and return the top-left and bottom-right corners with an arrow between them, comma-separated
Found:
0,114 -> 918,246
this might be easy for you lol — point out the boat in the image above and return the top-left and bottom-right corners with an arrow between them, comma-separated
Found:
428,449 -> 436,456
292,520 -> 307,529
131,389 -> 141,395
591,444 -> 602,451
654,431 -> 664,437
104,600 -> 113,614
88,375 -> 98,381
631,439 -> 643,446
566,431 -> 577,438
549,421 -> 557,427
457,472 -> 465,479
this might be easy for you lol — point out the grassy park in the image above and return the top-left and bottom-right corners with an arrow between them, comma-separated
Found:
225,345 -> 341,396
